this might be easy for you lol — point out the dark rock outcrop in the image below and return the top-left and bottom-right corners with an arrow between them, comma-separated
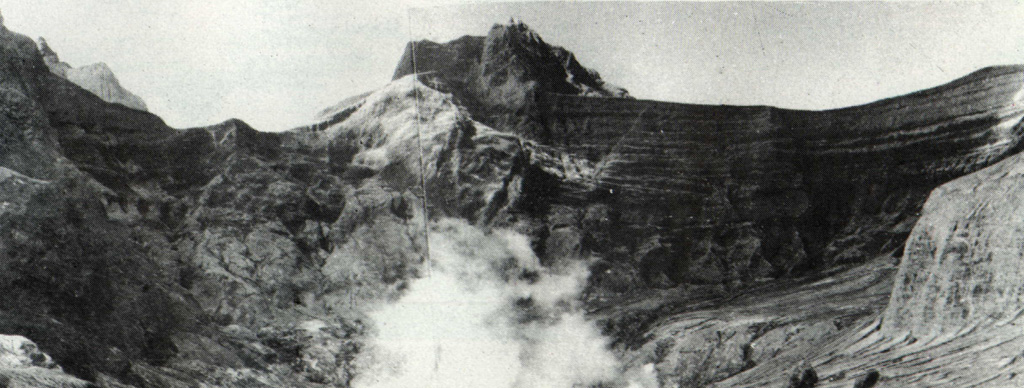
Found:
852,370 -> 880,388
789,368 -> 818,388
391,22 -> 630,140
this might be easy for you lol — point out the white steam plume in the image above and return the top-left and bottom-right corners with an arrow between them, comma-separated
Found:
353,218 -> 646,388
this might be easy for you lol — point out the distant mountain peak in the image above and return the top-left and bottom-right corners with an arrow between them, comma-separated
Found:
36,36 -> 148,111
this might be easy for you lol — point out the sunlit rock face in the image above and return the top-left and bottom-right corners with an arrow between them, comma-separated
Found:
885,151 -> 1024,337
813,149 -> 1024,386
309,75 -> 524,220
38,37 -> 148,111
0,335 -> 60,370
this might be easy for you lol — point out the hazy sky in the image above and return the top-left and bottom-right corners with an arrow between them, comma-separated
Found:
1,1 -> 1022,131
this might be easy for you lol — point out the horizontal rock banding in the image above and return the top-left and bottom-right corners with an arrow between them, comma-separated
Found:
530,66 -> 1024,280
543,65 -> 1024,208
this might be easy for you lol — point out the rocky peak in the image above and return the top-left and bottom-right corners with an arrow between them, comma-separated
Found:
480,21 -> 626,98
390,21 -> 628,138
35,37 -> 148,111
480,21 -> 582,95
415,20 -> 630,99
37,37 -> 55,59
66,62 -> 148,111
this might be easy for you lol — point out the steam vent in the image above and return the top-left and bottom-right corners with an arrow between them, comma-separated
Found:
1,6 -> 1023,388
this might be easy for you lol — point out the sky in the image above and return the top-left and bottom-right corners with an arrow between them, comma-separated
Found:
0,1 -> 1022,131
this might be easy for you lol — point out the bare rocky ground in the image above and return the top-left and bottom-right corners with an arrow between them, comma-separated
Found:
594,254 -> 896,387
1,14 -> 1024,388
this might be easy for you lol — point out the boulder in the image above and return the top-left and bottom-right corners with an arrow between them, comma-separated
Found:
0,335 -> 58,370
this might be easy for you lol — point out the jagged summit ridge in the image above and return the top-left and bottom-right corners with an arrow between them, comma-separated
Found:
388,22 -> 629,138
37,37 -> 148,111
477,21 -> 629,98
394,21 -> 629,99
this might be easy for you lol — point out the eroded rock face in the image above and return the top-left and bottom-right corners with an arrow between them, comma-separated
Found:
711,148 -> 1024,388
388,23 -> 1024,388
302,74 -> 527,223
884,151 -> 1024,336
397,23 -> 1024,292
391,23 -> 630,140
613,256 -> 896,388
0,47 -> 527,386
0,22 -> 345,387
545,67 -> 1024,289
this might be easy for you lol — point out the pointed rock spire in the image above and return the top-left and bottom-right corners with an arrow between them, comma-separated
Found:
37,36 -> 70,77
37,37 -> 57,59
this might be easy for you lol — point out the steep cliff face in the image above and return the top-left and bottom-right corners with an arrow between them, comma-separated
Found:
529,67 -> 1024,290
884,151 -> 1024,336
400,24 -> 1024,293
711,147 -> 1024,388
389,25 -> 1024,387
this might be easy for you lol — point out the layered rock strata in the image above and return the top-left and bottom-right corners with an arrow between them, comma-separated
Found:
399,24 -> 1024,288
716,144 -> 1024,388
538,66 -> 1024,286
